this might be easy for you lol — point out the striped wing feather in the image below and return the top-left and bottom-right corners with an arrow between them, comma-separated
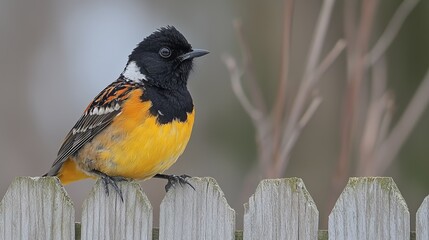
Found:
46,80 -> 137,176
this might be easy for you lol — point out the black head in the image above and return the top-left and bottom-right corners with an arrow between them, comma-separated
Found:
122,26 -> 209,89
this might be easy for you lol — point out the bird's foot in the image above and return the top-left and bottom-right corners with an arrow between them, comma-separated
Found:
91,170 -> 128,202
154,174 -> 195,192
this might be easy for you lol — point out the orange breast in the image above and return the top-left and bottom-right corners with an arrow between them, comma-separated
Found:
86,89 -> 195,179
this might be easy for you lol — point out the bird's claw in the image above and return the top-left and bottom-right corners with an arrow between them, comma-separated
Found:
165,174 -> 195,192
154,173 -> 195,192
92,170 -> 127,202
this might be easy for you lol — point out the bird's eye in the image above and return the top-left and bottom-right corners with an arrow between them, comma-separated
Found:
159,47 -> 172,58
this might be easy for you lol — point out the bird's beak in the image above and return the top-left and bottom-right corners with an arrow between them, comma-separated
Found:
178,49 -> 210,62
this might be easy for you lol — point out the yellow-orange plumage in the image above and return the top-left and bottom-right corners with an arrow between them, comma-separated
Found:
57,159 -> 92,185
57,89 -> 195,184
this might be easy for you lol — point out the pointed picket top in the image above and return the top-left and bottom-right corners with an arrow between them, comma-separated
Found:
417,195 -> 429,240
329,177 -> 409,240
0,176 -> 74,240
159,177 -> 235,240
81,180 -> 152,240
244,178 -> 318,240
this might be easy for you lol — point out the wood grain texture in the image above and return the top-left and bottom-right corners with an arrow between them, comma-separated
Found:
159,177 -> 235,240
417,195 -> 429,240
0,176 -> 74,240
81,180 -> 152,240
243,178 -> 318,240
328,177 -> 409,240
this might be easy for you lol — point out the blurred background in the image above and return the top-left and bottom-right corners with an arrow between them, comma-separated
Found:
0,0 -> 428,229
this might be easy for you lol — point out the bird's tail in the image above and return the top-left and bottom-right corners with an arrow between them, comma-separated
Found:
44,158 -> 91,185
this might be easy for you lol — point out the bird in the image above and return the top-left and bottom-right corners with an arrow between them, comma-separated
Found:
44,26 -> 209,200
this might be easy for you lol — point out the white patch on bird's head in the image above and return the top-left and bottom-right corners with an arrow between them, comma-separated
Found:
122,61 -> 147,82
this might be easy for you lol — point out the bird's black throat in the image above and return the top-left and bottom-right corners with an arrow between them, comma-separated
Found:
140,85 -> 193,124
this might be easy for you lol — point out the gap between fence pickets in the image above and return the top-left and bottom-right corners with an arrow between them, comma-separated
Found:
0,176 -> 425,240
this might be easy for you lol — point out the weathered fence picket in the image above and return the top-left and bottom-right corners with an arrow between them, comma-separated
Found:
244,178 -> 318,240
159,177 -> 235,240
328,177 -> 410,240
0,176 -> 425,239
81,180 -> 152,240
417,196 -> 429,240
0,177 -> 74,240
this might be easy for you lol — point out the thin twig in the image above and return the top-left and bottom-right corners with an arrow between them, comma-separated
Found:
373,67 -> 429,175
375,92 -> 394,153
370,56 -> 387,101
357,0 -> 420,175
358,92 -> 393,176
302,0 -> 337,82
233,20 -> 267,114
343,0 -> 358,83
278,0 -> 336,172
223,55 -> 264,123
357,56 -> 388,175
366,0 -> 421,66
230,20 -> 274,174
357,98 -> 384,175
274,96 -> 323,176
273,39 -> 346,176
273,0 -> 295,119
272,0 -> 295,169
313,39 -> 347,80
298,96 -> 323,129
336,0 -> 379,179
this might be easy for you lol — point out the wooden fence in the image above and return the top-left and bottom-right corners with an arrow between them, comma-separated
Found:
0,176 -> 427,239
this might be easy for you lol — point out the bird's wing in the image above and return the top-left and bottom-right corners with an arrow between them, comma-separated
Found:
46,80 -> 138,176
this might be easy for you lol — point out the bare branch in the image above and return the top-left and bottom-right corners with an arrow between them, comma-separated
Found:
357,56 -> 388,175
272,0 -> 295,168
313,39 -> 347,80
376,92 -> 394,149
273,0 -> 295,119
280,0 -> 336,163
336,0 -> 379,177
343,0 -> 358,81
303,0 -> 337,81
233,20 -> 267,113
357,97 -> 386,175
366,0 -> 421,66
222,55 -> 264,123
298,96 -> 323,129
373,67 -> 429,175
370,55 -> 387,100
273,96 -> 322,176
